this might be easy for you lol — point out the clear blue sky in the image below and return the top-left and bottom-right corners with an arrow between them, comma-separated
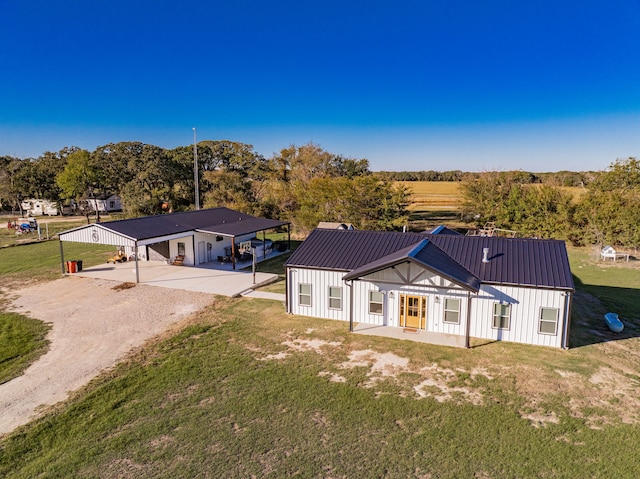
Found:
1,1 -> 639,172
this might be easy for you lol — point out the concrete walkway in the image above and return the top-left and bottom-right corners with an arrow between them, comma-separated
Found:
73,260 -> 279,297
241,290 -> 286,301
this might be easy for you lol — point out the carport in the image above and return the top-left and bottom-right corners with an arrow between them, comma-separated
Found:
58,207 -> 290,294
72,260 -> 280,296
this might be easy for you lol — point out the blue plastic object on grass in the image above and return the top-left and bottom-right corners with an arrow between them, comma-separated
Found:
604,312 -> 624,333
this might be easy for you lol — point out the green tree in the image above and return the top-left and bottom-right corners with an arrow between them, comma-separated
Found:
461,171 -> 575,239
293,176 -> 409,233
56,150 -> 100,221
0,156 -> 28,213
575,158 -> 640,246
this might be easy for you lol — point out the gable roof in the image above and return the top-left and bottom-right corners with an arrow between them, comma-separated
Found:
343,239 -> 480,291
429,225 -> 462,235
286,229 -> 574,290
61,207 -> 288,242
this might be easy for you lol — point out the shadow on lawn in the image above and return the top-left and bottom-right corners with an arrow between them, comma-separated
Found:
570,275 -> 640,348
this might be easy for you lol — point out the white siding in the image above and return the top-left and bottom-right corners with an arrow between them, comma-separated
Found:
287,266 -> 569,348
60,224 -> 135,248
169,236 -> 195,266
287,269 -> 350,321
470,284 -> 566,348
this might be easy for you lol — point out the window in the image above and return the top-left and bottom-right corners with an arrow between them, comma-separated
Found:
177,242 -> 185,256
492,303 -> 511,330
369,291 -> 384,315
443,298 -> 461,324
328,286 -> 342,310
299,283 -> 312,307
539,307 -> 559,335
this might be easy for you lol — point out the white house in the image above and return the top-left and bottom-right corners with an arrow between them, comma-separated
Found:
85,194 -> 122,213
21,199 -> 59,216
285,227 -> 574,349
58,207 -> 289,281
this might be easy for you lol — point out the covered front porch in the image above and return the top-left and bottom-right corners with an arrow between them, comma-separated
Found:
353,323 -> 467,348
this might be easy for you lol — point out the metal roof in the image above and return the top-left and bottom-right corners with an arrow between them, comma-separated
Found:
61,207 -> 288,242
429,225 -> 463,235
343,239 -> 480,291
286,229 -> 574,290
427,234 -> 574,290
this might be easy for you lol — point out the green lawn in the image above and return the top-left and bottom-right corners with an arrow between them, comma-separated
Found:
0,312 -> 50,385
1,246 -> 640,477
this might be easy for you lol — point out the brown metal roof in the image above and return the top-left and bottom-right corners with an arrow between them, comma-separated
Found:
286,228 -> 574,290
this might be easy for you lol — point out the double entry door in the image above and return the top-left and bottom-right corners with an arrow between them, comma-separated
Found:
399,294 -> 427,329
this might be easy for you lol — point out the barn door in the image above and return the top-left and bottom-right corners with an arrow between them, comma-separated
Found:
399,295 -> 426,329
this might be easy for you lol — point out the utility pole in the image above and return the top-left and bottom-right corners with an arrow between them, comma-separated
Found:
193,127 -> 200,210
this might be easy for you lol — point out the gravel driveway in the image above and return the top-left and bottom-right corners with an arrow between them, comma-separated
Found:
0,276 -> 214,436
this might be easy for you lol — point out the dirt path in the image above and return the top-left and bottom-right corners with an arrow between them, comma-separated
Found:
0,276 -> 214,436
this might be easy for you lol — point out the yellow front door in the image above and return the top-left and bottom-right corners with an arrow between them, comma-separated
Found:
399,295 -> 426,329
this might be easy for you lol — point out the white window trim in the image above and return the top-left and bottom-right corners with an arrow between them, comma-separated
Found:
369,291 -> 384,315
328,286 -> 342,310
538,307 -> 559,335
492,303 -> 511,330
443,298 -> 461,325
299,283 -> 312,307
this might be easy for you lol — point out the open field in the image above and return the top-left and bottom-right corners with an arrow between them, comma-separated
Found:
0,216 -> 109,249
398,181 -> 586,211
1,240 -> 640,477
397,181 -> 463,211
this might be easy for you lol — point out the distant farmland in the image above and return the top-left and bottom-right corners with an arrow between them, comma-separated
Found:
396,181 -> 462,211
398,181 -> 586,212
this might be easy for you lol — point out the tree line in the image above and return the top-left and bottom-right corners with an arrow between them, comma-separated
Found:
0,142 -> 409,234
2,142 -> 636,246
460,157 -> 640,248
376,169 -> 599,187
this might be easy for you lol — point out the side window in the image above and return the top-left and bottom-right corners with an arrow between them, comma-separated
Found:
492,303 -> 511,330
328,286 -> 342,310
299,283 -> 312,307
443,298 -> 461,324
539,307 -> 559,335
369,291 -> 384,315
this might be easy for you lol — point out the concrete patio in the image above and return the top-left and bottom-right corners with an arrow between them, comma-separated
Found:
71,259 -> 280,297
353,323 -> 467,348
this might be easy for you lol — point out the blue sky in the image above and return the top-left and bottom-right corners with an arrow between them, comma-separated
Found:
1,1 -> 639,172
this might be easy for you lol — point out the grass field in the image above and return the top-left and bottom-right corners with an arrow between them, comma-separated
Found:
1,239 -> 640,477
0,313 -> 50,385
397,181 -> 463,211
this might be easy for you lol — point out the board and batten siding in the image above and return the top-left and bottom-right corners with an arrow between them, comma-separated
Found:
287,268 -> 351,321
471,284 -> 566,348
287,265 -> 569,348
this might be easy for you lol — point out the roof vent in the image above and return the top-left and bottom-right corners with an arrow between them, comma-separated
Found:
482,247 -> 490,263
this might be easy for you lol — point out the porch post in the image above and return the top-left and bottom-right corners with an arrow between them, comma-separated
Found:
134,240 -> 140,283
59,239 -> 66,275
231,236 -> 236,270
465,291 -> 472,348
348,280 -> 354,332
